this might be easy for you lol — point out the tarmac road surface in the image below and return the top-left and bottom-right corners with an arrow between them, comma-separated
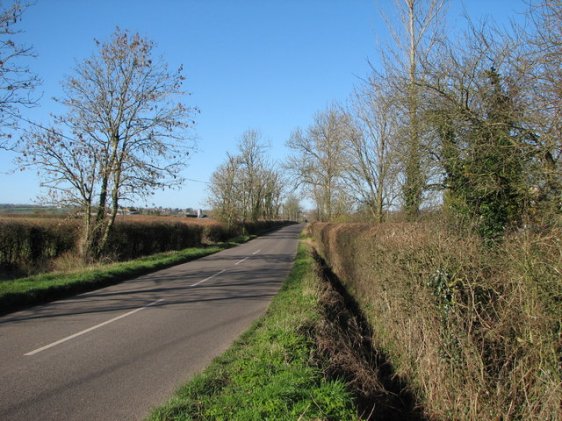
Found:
0,223 -> 303,420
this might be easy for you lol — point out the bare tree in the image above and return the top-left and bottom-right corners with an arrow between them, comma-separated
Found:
20,28 -> 196,260
285,107 -> 350,221
281,193 -> 302,221
517,0 -> 562,212
344,76 -> 401,222
208,130 -> 284,224
237,130 -> 268,223
380,0 -> 447,218
208,154 -> 241,228
261,167 -> 283,220
0,1 -> 39,149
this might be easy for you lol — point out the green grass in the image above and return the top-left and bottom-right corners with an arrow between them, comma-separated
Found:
148,242 -> 357,421
0,237 -> 250,315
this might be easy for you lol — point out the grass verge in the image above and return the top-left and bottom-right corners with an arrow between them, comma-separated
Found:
148,242 -> 357,421
0,236 -> 250,316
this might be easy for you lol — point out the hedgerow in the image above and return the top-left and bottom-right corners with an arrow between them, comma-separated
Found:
310,221 -> 561,420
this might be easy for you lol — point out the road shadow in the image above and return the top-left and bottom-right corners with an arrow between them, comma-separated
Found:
0,255 -> 291,325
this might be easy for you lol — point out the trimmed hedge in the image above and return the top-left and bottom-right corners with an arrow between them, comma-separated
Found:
0,217 -> 292,274
0,219 -> 79,269
107,221 -> 205,260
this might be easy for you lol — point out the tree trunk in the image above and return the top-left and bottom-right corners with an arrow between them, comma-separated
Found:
82,172 -> 109,262
97,167 -> 122,259
403,0 -> 423,219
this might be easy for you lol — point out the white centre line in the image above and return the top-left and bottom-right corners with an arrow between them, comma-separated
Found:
25,299 -> 165,356
190,269 -> 226,287
235,257 -> 249,265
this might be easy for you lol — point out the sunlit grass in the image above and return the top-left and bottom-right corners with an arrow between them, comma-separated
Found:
0,237 -> 250,315
148,242 -> 357,420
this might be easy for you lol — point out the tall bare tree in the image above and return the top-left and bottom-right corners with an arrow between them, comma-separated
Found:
285,107 -> 350,221
20,28 -> 196,260
381,0 -> 447,218
0,1 -> 39,149
344,76 -> 400,222
237,130 -> 268,223
261,168 -> 283,220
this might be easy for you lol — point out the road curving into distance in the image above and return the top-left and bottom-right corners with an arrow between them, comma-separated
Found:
0,223 -> 304,421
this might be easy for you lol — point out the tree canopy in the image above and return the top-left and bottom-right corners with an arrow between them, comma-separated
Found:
20,28 -> 197,259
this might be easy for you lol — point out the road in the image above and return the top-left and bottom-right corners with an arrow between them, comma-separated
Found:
0,223 -> 303,421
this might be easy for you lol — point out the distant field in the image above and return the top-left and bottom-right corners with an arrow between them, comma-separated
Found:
114,214 -> 220,225
0,208 -> 70,216
0,213 -> 220,225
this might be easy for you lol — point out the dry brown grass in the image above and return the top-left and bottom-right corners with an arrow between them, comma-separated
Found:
310,221 -> 561,420
312,250 -> 427,420
114,214 -> 220,226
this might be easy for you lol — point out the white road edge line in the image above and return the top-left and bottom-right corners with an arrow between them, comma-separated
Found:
234,257 -> 249,265
25,299 -> 165,356
252,249 -> 261,255
190,269 -> 226,287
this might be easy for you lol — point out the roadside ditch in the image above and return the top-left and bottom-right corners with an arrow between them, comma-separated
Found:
311,249 -> 428,420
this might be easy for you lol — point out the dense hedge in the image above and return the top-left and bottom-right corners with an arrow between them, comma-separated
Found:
0,219 -> 79,270
107,221 -> 205,261
309,221 -> 561,420
0,217 -> 292,274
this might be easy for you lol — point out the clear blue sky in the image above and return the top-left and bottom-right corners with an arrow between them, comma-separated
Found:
0,0 -> 527,209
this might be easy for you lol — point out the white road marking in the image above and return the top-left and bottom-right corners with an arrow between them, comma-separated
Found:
25,299 -> 165,356
235,257 -> 249,265
25,247 -> 265,357
190,269 -> 226,287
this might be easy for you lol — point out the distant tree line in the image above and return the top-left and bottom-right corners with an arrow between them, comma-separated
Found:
208,130 -> 285,227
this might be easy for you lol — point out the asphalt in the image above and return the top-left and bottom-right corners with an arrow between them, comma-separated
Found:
0,223 -> 304,420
